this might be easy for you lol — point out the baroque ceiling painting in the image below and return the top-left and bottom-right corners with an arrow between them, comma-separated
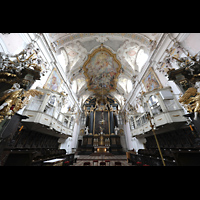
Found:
47,33 -> 160,106
83,45 -> 121,96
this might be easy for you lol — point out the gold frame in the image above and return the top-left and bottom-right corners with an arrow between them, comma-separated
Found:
83,44 -> 121,95
142,67 -> 162,92
93,110 -> 111,135
43,68 -> 63,92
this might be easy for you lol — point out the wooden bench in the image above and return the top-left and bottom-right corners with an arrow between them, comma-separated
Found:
115,161 -> 121,166
83,162 -> 91,166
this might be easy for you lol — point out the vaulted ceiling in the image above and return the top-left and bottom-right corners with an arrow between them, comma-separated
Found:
47,33 -> 162,107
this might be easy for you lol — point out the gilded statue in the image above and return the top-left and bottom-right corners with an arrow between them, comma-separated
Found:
179,87 -> 200,120
0,83 -> 23,119
0,83 -> 43,122
179,87 -> 197,105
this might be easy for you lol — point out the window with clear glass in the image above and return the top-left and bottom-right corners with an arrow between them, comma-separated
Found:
54,102 -> 62,119
141,114 -> 147,124
136,49 -> 148,71
164,99 -> 179,111
148,95 -> 162,116
43,95 -> 57,116
144,102 -> 148,113
44,105 -> 54,116
129,116 -> 135,130
117,114 -> 123,125
69,117 -> 74,130
136,118 -> 141,127
58,114 -> 63,123
49,95 -> 56,106
26,94 -> 44,111
63,117 -> 69,127
81,114 -> 86,126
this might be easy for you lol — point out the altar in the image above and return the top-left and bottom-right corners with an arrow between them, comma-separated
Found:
78,96 -> 124,155
94,146 -> 110,153
93,133 -> 110,146
79,134 -> 123,155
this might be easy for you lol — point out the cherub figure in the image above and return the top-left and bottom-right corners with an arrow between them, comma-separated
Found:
114,126 -> 119,135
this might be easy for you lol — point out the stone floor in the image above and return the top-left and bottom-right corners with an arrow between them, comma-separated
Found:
72,155 -> 132,166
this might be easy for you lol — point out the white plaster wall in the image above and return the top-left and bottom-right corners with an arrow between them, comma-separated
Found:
124,122 -> 133,150
71,122 -> 80,150
0,33 -> 26,54
131,137 -> 146,152
182,33 -> 200,54
59,138 -> 72,154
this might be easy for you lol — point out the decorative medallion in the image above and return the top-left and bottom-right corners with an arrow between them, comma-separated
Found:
83,44 -> 121,96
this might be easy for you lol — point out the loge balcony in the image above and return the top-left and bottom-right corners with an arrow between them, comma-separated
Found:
21,87 -> 75,139
130,87 -> 188,138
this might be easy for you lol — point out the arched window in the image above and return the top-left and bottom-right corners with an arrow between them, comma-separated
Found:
125,45 -> 139,71
127,79 -> 133,93
72,80 -> 77,93
69,117 -> 74,130
148,95 -> 162,116
129,116 -> 135,130
57,48 -> 69,73
136,48 -> 148,71
118,78 -> 133,93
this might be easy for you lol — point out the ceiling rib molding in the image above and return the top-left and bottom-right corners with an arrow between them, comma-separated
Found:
54,33 -> 151,49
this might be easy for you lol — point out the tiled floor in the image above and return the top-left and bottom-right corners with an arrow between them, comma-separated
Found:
72,155 -> 132,166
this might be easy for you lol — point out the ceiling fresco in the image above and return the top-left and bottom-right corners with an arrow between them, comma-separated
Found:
47,33 -> 162,106
83,44 -> 121,96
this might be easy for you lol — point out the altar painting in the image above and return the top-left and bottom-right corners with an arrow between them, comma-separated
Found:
43,68 -> 62,91
142,67 -> 162,92
94,111 -> 109,135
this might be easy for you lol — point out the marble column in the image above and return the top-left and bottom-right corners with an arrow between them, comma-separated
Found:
89,111 -> 94,134
86,114 -> 89,127
110,111 -> 114,134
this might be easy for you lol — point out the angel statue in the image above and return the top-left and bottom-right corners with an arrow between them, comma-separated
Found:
85,126 -> 89,135
114,126 -> 119,135
0,83 -> 43,122
179,87 -> 200,120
